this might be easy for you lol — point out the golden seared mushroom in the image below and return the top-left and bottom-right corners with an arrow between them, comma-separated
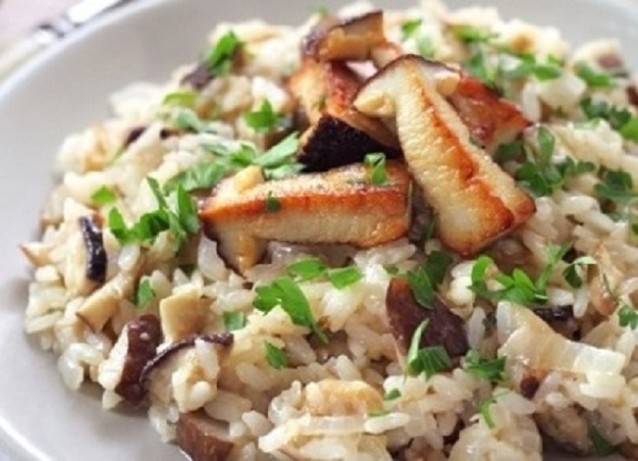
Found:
303,10 -> 386,61
354,55 -> 535,256
289,59 -> 399,171
199,163 -> 411,274
176,411 -> 233,461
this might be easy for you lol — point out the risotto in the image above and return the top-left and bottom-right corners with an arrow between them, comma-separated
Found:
21,1 -> 638,459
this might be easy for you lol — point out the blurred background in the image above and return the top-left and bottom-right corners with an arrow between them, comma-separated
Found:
0,0 -> 77,46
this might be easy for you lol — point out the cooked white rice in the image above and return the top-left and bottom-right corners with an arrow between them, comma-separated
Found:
22,1 -> 638,459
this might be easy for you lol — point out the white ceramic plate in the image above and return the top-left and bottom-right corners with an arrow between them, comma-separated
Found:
1,0 -> 638,459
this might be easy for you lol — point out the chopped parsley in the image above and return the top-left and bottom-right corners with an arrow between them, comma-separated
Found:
383,388 -> 402,401
244,100 -> 283,132
416,36 -> 435,59
172,108 -> 210,133
594,168 -> 638,233
562,255 -> 596,288
407,251 -> 453,308
326,266 -> 363,289
454,25 -> 496,44
164,162 -> 227,193
589,425 -> 617,456
265,191 -> 281,213
406,320 -> 452,378
462,349 -> 506,383
364,152 -> 388,186
254,276 -> 327,342
135,278 -> 154,308
470,245 -> 568,305
618,304 -> 638,329
581,98 -> 638,142
90,185 -> 117,206
575,62 -> 614,89
205,30 -> 242,75
107,178 -> 199,250
286,257 -> 362,289
287,258 -> 327,281
264,341 -> 289,369
515,126 -> 595,197
223,311 -> 246,331
478,395 -> 497,429
252,132 -> 302,179
162,90 -> 197,108
400,18 -> 422,41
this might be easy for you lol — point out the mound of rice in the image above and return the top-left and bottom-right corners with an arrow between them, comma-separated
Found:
21,1 -> 638,459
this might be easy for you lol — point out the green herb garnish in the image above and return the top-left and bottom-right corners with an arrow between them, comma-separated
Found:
407,251 -> 453,308
223,311 -> 247,331
286,258 -> 327,282
401,18 -> 422,41
383,388 -> 402,401
163,90 -> 197,108
406,320 -> 452,378
254,276 -> 327,342
165,162 -> 227,193
575,62 -> 613,89
265,191 -> 281,213
562,255 -> 596,288
90,185 -> 117,206
462,349 -> 506,383
264,341 -> 289,369
364,152 -> 388,186
326,266 -> 363,289
205,30 -> 242,75
244,100 -> 283,132
589,425 -> 617,456
135,278 -> 154,308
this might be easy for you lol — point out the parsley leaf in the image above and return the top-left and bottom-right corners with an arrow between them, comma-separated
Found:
254,276 -> 327,343
326,266 -> 362,289
164,161 -> 228,193
286,258 -> 327,282
581,98 -> 638,142
264,341 -> 289,369
364,152 -> 388,186
575,62 -> 613,89
265,191 -> 281,213
515,127 -> 593,197
172,108 -> 210,133
401,18 -> 422,41
478,395 -> 497,429
252,132 -> 302,179
462,350 -> 506,383
205,30 -> 242,75
383,388 -> 401,401
406,320 -> 452,378
135,278 -> 154,308
562,255 -> 596,288
470,245 -> 568,305
618,304 -> 638,329
244,100 -> 283,132
589,425 -> 617,456
91,185 -> 117,205
223,311 -> 246,331
454,25 -> 496,43
163,90 -> 197,108
407,251 -> 453,308
416,36 -> 435,59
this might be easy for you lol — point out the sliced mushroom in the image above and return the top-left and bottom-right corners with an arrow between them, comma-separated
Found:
139,333 -> 233,388
159,286 -> 205,343
98,315 -> 162,404
199,162 -> 411,273
303,11 -> 386,62
79,215 -> 107,284
531,305 -> 579,339
354,55 -> 535,256
176,411 -> 233,461
385,277 -> 468,358
288,59 -> 399,171
75,266 -> 140,332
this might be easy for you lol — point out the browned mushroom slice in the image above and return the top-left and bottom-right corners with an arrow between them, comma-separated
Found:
449,74 -> 531,153
112,315 -> 162,404
303,11 -> 386,61
176,411 -> 233,461
386,278 -> 468,358
354,55 -> 535,256
288,59 -> 399,171
199,163 -> 411,273
79,215 -> 107,284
